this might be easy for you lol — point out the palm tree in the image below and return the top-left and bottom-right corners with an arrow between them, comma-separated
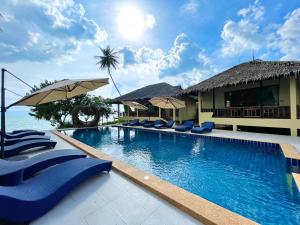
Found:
95,46 -> 121,96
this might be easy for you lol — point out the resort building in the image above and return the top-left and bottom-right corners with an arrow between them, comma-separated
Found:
113,82 -> 197,122
183,60 -> 300,136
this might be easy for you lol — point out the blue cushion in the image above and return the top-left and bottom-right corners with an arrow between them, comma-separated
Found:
0,149 -> 86,186
4,139 -> 57,158
0,158 -> 112,223
191,127 -> 211,134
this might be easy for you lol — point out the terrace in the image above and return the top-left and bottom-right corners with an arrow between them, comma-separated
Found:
202,106 -> 291,119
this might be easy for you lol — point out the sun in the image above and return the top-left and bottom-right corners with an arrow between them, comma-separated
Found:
117,6 -> 144,40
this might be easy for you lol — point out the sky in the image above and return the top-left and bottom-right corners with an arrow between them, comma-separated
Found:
1,0 -> 300,110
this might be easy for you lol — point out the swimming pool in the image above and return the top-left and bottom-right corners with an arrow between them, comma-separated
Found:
66,126 -> 300,224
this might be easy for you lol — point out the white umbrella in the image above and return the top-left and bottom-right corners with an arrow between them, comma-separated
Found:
149,97 -> 185,121
12,78 -> 109,106
1,78 -> 109,158
121,101 -> 148,118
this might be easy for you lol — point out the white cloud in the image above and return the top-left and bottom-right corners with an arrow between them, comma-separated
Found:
0,0 -> 107,62
28,32 -> 40,45
180,0 -> 199,15
220,0 -> 265,57
144,15 -> 156,30
276,8 -> 300,60
115,33 -> 216,95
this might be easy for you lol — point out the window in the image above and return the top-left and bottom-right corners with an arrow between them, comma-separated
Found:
225,85 -> 279,107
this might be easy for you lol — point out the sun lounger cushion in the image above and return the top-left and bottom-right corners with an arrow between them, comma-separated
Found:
0,149 -> 86,186
128,119 -> 139,126
5,131 -> 46,139
3,139 -> 57,158
0,158 -> 112,223
5,135 -> 51,146
191,122 -> 215,134
154,120 -> 174,129
175,120 -> 194,132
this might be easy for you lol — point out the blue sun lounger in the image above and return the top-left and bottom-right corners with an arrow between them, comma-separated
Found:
175,120 -> 194,132
191,122 -> 215,134
1,129 -> 37,134
0,158 -> 112,223
5,135 -> 51,146
5,131 -> 46,139
3,139 -> 57,157
0,149 -> 86,186
122,120 -> 132,126
128,119 -> 139,126
137,119 -> 148,126
154,120 -> 174,129
143,119 -> 164,128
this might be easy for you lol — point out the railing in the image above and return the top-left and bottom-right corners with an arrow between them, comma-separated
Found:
297,105 -> 300,119
201,106 -> 291,119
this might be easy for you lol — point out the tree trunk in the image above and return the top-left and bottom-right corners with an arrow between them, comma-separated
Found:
108,68 -> 121,96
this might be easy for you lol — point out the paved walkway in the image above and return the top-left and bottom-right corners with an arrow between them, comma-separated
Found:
28,132 -> 202,225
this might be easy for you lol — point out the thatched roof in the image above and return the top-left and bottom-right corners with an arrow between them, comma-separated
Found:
182,60 -> 300,94
113,82 -> 182,103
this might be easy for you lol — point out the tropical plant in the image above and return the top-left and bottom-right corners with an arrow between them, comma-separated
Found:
29,80 -> 113,128
95,46 -> 121,96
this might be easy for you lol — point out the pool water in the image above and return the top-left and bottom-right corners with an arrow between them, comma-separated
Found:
67,127 -> 300,224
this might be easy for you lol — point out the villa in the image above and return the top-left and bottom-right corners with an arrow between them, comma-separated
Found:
183,60 -> 300,136
115,60 -> 300,137
113,82 -> 197,122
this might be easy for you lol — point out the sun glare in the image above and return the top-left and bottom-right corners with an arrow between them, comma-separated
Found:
118,6 -> 144,40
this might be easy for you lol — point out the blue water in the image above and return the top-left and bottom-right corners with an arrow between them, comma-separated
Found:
67,126 -> 300,224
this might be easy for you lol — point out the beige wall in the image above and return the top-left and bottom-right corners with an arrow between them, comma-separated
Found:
201,78 -> 291,108
178,97 -> 197,122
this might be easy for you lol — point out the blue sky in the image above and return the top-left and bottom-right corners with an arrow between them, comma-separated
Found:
1,0 -> 300,109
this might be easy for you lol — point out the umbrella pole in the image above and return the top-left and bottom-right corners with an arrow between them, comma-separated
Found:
1,68 -> 6,158
173,108 -> 176,122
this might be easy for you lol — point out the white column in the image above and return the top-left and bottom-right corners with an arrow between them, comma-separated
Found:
159,107 -> 161,118
290,77 -> 297,136
198,92 -> 202,123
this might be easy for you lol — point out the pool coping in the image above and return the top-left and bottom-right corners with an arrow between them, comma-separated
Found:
53,130 -> 258,225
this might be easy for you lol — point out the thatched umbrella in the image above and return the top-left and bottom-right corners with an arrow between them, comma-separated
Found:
121,101 -> 148,118
149,97 -> 185,121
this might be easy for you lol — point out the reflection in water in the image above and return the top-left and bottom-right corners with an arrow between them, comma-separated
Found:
72,127 -> 111,147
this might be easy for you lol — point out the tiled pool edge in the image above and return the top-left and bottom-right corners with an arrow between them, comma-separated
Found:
52,130 -> 257,225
